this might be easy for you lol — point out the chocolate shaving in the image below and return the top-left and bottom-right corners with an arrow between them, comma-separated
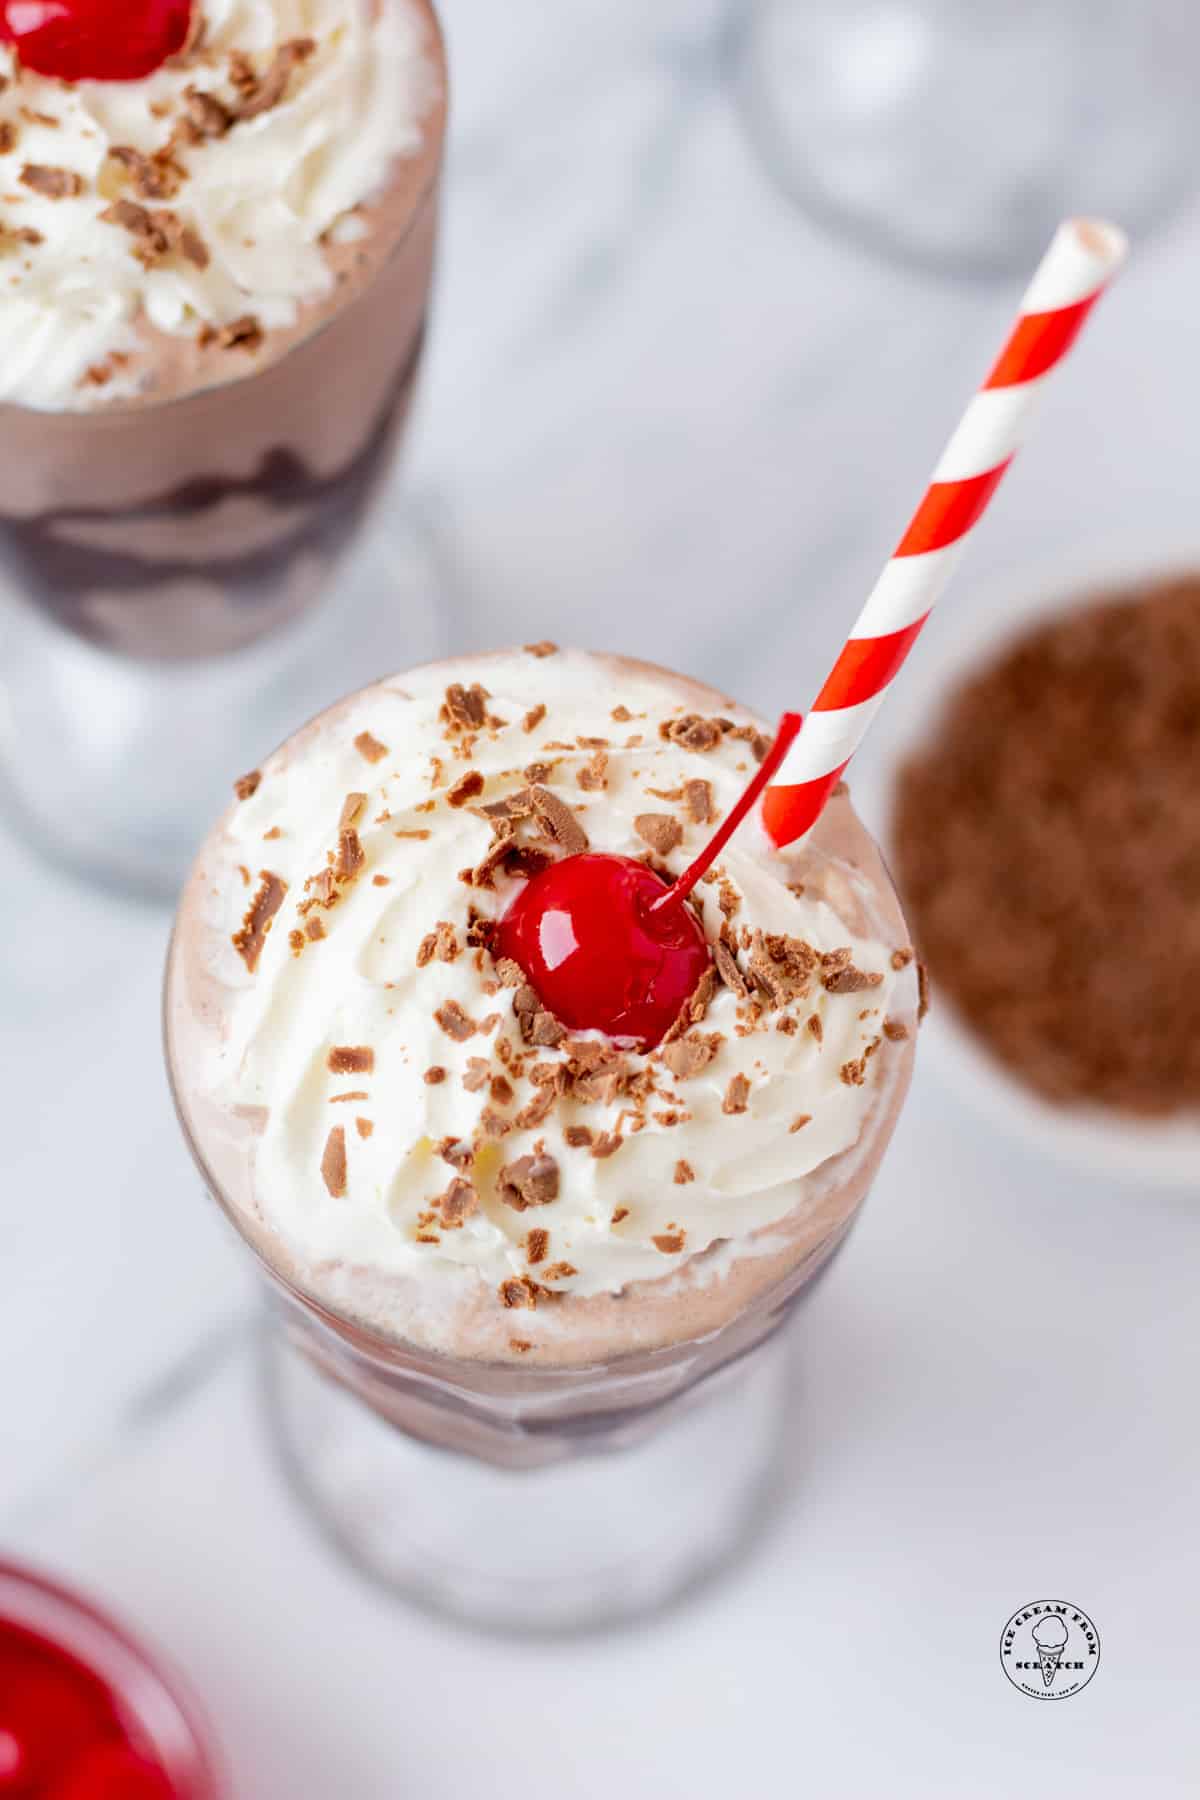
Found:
434,1001 -> 477,1042
524,641 -> 558,658
181,88 -> 232,140
635,813 -> 683,856
100,198 -> 207,267
327,1046 -> 374,1075
514,1088 -> 556,1130
891,948 -> 914,970
320,1126 -> 347,1198
107,144 -> 185,200
683,779 -> 716,824
497,1153 -> 559,1212
335,828 -> 365,881
417,921 -> 460,967
499,1276 -> 541,1310
722,1073 -> 751,1115
659,713 -> 723,753
821,949 -> 884,995
523,704 -> 547,734
577,750 -> 609,792
512,982 -> 566,1048
564,1126 -> 594,1148
447,770 -> 485,808
661,1032 -> 721,1080
653,1230 -> 686,1254
424,1066 -> 447,1085
228,38 -> 316,121
433,1178 -> 478,1230
529,785 -> 588,855
234,770 -> 261,801
20,164 -> 84,199
883,1019 -> 910,1042
714,940 -> 747,998
718,879 -> 741,921
199,314 -> 263,352
437,1137 -> 473,1173
612,1206 -> 630,1225
441,683 -> 489,733
789,1113 -> 812,1133
591,1132 -> 623,1159
339,793 -> 366,830
748,931 -> 818,1008
673,1160 -> 695,1184
353,731 -> 388,764
232,871 -> 287,972
0,124 -> 17,155
526,1227 -> 549,1264
540,1261 -> 577,1283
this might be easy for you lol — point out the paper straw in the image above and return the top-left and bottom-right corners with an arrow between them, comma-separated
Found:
762,217 -> 1128,849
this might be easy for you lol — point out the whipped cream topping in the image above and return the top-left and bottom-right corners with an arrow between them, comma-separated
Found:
179,651 -> 910,1308
0,0 -> 439,409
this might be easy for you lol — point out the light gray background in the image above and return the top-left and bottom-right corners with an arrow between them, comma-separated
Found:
3,1 -> 1197,1792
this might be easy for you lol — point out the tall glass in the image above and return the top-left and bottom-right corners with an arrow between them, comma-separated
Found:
164,658 -> 918,1633
0,1 -> 447,900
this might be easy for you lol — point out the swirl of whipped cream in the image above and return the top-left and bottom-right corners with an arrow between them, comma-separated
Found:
169,651 -> 916,1330
0,0 -> 440,409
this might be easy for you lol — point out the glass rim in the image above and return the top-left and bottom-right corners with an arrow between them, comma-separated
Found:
161,653 -> 918,1380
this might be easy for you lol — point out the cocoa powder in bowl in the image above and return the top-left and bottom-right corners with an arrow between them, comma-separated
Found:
892,573 -> 1200,1116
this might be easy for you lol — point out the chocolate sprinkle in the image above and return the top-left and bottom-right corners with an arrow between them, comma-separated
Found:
232,871 -> 287,972
320,1126 -> 347,1198
497,1153 -> 559,1211
635,813 -> 683,856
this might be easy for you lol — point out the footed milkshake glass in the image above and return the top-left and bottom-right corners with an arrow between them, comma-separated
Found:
0,0 -> 447,901
164,657 -> 918,1633
731,0 -> 1198,276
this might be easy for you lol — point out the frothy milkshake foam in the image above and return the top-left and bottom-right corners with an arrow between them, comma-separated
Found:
0,0 -> 441,409
168,650 -> 918,1364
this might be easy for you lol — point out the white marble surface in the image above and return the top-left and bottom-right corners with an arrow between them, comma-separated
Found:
4,0 -> 1200,1792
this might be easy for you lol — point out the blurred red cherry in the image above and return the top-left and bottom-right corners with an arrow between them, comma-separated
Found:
49,1743 -> 175,1800
0,0 -> 193,82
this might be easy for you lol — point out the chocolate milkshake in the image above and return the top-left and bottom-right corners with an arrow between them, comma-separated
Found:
169,644 -> 914,1361
0,0 -> 446,659
166,647 -> 918,1622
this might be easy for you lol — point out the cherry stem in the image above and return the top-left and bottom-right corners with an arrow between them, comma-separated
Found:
650,711 -> 804,915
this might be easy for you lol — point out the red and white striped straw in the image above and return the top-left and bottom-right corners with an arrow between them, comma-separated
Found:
761,217 -> 1128,850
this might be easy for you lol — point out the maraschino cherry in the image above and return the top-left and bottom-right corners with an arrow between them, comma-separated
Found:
0,0 -> 193,83
496,712 -> 802,1048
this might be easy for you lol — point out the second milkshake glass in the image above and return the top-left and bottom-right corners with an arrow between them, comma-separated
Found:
0,0 -> 447,900
165,656 -> 918,1633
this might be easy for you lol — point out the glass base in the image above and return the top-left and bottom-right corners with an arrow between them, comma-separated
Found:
0,508 -> 447,904
261,1323 -> 790,1636
733,0 -> 1199,277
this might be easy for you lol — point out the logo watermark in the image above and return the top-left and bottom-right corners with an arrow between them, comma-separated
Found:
1000,1601 -> 1100,1700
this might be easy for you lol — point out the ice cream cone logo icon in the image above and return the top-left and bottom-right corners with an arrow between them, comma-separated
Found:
1001,1600 -> 1100,1700
1032,1615 -> 1069,1687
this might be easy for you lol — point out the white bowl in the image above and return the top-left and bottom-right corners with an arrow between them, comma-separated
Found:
853,528 -> 1200,1190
